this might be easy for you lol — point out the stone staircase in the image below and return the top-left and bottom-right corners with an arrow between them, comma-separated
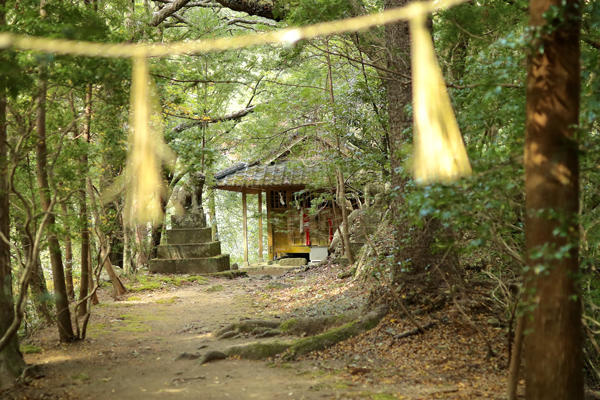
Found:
149,210 -> 230,274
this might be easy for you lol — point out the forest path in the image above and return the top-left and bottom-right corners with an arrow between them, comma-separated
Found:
16,273 -> 391,400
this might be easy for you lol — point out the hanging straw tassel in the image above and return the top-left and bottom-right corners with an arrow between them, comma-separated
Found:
124,54 -> 174,224
410,13 -> 471,184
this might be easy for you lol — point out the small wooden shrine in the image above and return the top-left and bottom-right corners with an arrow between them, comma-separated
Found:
214,135 -> 346,263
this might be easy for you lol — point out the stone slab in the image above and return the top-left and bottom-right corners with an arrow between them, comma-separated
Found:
149,254 -> 230,274
156,241 -> 221,259
240,265 -> 298,276
278,257 -> 307,267
166,227 -> 212,245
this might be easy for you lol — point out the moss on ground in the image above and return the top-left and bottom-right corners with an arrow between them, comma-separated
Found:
86,322 -> 111,338
155,296 -> 178,304
278,318 -> 298,332
206,284 -> 224,292
127,295 -> 142,301
214,307 -> 387,362
129,274 -> 209,292
130,275 -> 162,292
371,394 -> 399,400
265,282 -> 288,290
205,270 -> 247,279
71,372 -> 90,382
226,341 -> 292,360
20,344 -> 42,354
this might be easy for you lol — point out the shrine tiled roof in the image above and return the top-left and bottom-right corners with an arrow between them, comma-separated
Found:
215,161 -> 321,192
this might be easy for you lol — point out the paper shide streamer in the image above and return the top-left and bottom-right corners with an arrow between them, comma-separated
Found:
125,54 -> 175,224
410,13 -> 471,184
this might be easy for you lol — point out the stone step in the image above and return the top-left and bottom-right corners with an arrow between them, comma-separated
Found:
156,241 -> 221,259
166,227 -> 212,245
149,254 -> 230,274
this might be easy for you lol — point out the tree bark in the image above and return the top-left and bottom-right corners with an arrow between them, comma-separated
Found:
35,72 -> 75,342
324,38 -> 355,265
77,84 -> 92,317
135,224 -> 149,269
212,0 -> 282,21
18,227 -> 53,325
336,168 -> 354,264
0,30 -> 25,386
383,0 -> 412,282
60,202 -> 75,300
523,0 -> 583,398
87,178 -> 127,297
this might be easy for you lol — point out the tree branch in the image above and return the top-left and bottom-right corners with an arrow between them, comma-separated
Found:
171,105 -> 256,132
211,0 -> 280,21
151,0 -> 192,26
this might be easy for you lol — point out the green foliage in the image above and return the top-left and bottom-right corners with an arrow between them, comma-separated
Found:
278,0 -> 353,24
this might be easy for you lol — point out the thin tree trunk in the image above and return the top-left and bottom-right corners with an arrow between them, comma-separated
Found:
0,28 -> 25,385
77,84 -> 92,317
61,202 -> 75,300
209,189 -> 218,241
123,224 -> 134,275
18,227 -> 53,324
523,0 -> 583,398
35,71 -> 75,342
336,168 -> 354,264
136,224 -> 149,268
88,248 -> 98,305
324,39 -> 354,265
508,315 -> 525,400
87,179 -> 127,297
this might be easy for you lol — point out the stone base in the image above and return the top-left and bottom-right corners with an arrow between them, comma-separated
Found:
157,241 -> 221,258
149,254 -> 230,274
171,212 -> 206,229
166,227 -> 212,244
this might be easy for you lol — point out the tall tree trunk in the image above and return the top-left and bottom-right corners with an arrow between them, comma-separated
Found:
523,0 -> 583,398
77,84 -> 92,317
35,72 -> 75,342
0,24 -> 25,385
383,0 -> 412,282
61,202 -> 75,300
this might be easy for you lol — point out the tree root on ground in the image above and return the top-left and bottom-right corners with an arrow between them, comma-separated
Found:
216,320 -> 280,339
201,306 -> 387,364
215,312 -> 359,340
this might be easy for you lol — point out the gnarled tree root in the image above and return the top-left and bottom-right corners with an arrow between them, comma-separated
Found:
201,306 -> 387,364
216,320 -> 280,339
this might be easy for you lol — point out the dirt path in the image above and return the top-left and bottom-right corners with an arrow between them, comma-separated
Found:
8,275 -> 375,399
6,266 -> 507,400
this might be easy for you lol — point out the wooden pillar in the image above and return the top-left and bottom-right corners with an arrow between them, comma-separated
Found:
242,191 -> 248,266
257,192 -> 264,262
267,191 -> 274,261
